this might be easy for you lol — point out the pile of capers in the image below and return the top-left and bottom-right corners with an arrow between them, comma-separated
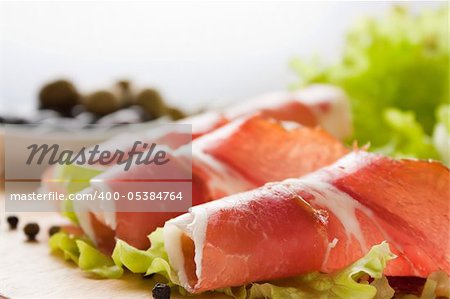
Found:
1,79 -> 186,127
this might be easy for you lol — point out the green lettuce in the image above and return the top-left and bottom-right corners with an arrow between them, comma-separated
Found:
375,108 -> 439,159
111,228 -> 180,285
433,104 -> 450,164
111,229 -> 396,299
53,164 -> 104,223
52,229 -> 447,298
219,242 -> 396,299
49,232 -> 123,278
291,5 -> 449,161
55,164 -> 103,194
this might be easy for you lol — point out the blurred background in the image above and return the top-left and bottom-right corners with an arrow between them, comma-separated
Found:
0,1 -> 448,165
0,1 -> 442,113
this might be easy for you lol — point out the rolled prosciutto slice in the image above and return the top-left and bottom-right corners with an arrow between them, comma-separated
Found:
217,84 -> 352,140
181,84 -> 351,140
77,115 -> 348,252
164,151 -> 449,293
41,84 -> 349,195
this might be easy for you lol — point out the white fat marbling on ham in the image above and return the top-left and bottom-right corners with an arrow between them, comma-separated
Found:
164,189 -> 258,291
89,179 -> 117,230
166,178 -> 370,292
294,179 -> 369,252
289,152 -> 421,275
224,84 -> 351,140
164,214 -> 192,287
177,111 -> 223,135
280,120 -> 303,131
73,187 -> 99,244
302,151 -> 380,182
224,91 -> 289,119
294,84 -> 352,140
75,143 -> 188,236
322,238 -> 339,269
164,207 -> 208,290
70,179 -> 117,243
285,151 -> 380,254
164,152 -> 381,289
192,117 -> 254,196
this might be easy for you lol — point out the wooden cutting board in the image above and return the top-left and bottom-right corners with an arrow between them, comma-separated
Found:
0,195 -> 227,299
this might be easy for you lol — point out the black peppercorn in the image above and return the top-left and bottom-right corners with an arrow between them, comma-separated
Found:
7,215 -> 19,230
152,283 -> 171,299
48,225 -> 61,237
24,223 -> 40,241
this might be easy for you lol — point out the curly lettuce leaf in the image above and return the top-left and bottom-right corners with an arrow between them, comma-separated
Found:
111,229 -> 395,299
54,164 -> 103,223
52,230 -> 445,299
433,104 -> 450,165
219,242 -> 395,299
291,5 -> 449,161
111,228 -> 180,285
55,164 -> 103,194
374,108 -> 439,159
49,232 -> 123,278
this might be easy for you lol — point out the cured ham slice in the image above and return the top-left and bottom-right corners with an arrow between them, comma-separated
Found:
181,84 -> 351,140
41,84 -> 349,194
86,84 -> 350,155
201,116 -> 348,185
78,115 -> 348,252
163,151 -> 449,293
223,84 -> 351,140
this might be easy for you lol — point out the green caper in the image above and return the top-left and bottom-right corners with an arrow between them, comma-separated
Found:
115,80 -> 135,108
136,89 -> 168,119
83,90 -> 120,116
167,107 -> 186,120
38,80 -> 80,116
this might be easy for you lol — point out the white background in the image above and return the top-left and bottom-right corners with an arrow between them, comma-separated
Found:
0,1 -> 441,115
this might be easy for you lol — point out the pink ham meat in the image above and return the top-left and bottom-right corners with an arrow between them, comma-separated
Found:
163,151 -> 449,293
227,84 -> 351,139
201,116 -> 349,186
42,84 -> 350,194
78,115 -> 348,253
183,84 -> 351,140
